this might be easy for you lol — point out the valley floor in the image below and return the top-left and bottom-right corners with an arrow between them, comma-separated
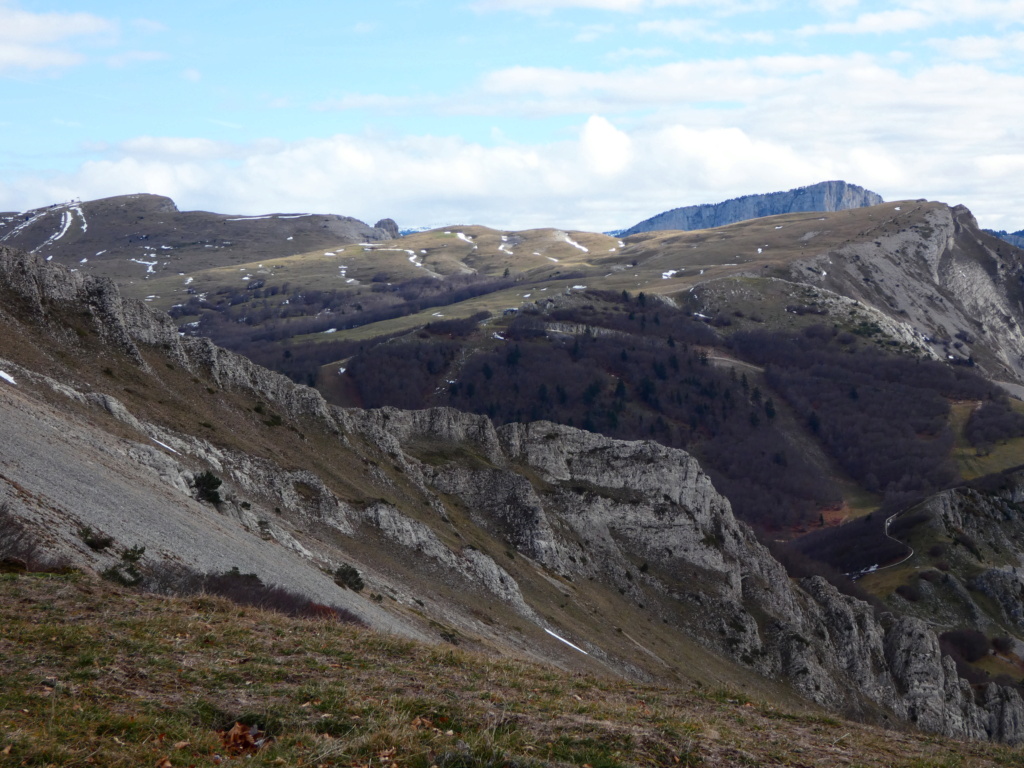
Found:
2,572 -> 1022,768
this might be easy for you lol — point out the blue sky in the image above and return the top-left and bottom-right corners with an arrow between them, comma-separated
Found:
1,0 -> 1023,231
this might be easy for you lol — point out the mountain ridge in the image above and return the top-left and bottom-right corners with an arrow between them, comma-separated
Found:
622,180 -> 884,236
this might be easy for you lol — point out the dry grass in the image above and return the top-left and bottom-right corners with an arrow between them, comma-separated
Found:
3,573 -> 1024,768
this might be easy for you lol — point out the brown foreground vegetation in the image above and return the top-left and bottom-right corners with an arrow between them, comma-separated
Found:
2,572 -> 1024,767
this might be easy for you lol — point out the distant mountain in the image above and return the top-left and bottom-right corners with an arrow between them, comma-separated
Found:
986,228 -> 1024,249
0,193 -> 396,289
622,180 -> 883,235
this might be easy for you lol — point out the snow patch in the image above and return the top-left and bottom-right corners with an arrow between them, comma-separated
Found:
561,233 -> 588,253
71,205 -> 87,233
129,258 -> 158,274
543,628 -> 589,656
0,370 -> 16,385
662,270 -> 680,279
150,437 -> 179,455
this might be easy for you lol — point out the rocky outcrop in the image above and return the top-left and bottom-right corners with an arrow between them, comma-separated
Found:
374,218 -> 400,239
623,181 -> 883,235
787,203 -> 1024,384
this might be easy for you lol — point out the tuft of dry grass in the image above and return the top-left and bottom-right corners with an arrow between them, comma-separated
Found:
3,573 -> 1024,768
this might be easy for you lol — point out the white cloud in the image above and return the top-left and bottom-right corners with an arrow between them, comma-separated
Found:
0,4 -> 115,73
106,50 -> 166,68
638,18 -> 775,43
605,46 -> 673,60
575,24 -> 616,42
580,115 -> 632,175
2,79 -> 1020,233
929,32 -> 1024,60
798,9 -> 931,35
799,0 -> 1024,35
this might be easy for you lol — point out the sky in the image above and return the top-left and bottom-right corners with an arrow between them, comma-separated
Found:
0,0 -> 1022,232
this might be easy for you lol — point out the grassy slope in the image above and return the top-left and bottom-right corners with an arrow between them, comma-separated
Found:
4,572 -> 1024,768
156,201 -> 935,334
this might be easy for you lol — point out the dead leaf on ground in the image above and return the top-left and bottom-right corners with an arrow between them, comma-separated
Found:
218,721 -> 273,755
156,757 -> 172,768
172,740 -> 190,750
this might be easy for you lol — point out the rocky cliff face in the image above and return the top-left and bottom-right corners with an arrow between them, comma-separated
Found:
623,181 -> 883,235
3,245 -> 1024,741
786,203 -> 1024,384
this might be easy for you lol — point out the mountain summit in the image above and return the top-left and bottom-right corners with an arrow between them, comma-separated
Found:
623,180 -> 883,235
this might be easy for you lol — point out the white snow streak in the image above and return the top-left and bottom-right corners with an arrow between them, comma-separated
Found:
1,210 -> 45,243
562,233 -> 588,253
71,205 -> 87,233
543,628 -> 589,656
0,371 -> 16,386
149,437 -> 179,454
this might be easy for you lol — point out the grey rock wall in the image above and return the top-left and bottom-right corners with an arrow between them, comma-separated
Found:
623,181 -> 883,235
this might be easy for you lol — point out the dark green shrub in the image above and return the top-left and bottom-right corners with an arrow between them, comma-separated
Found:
102,546 -> 146,587
194,471 -> 223,504
333,563 -> 364,592
78,525 -> 114,551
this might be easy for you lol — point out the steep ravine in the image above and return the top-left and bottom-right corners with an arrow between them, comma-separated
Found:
2,246 -> 1024,742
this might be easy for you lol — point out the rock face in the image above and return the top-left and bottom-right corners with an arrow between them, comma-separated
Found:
787,203 -> 1024,384
4,245 -> 1024,742
623,181 -> 883,235
374,218 -> 400,239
